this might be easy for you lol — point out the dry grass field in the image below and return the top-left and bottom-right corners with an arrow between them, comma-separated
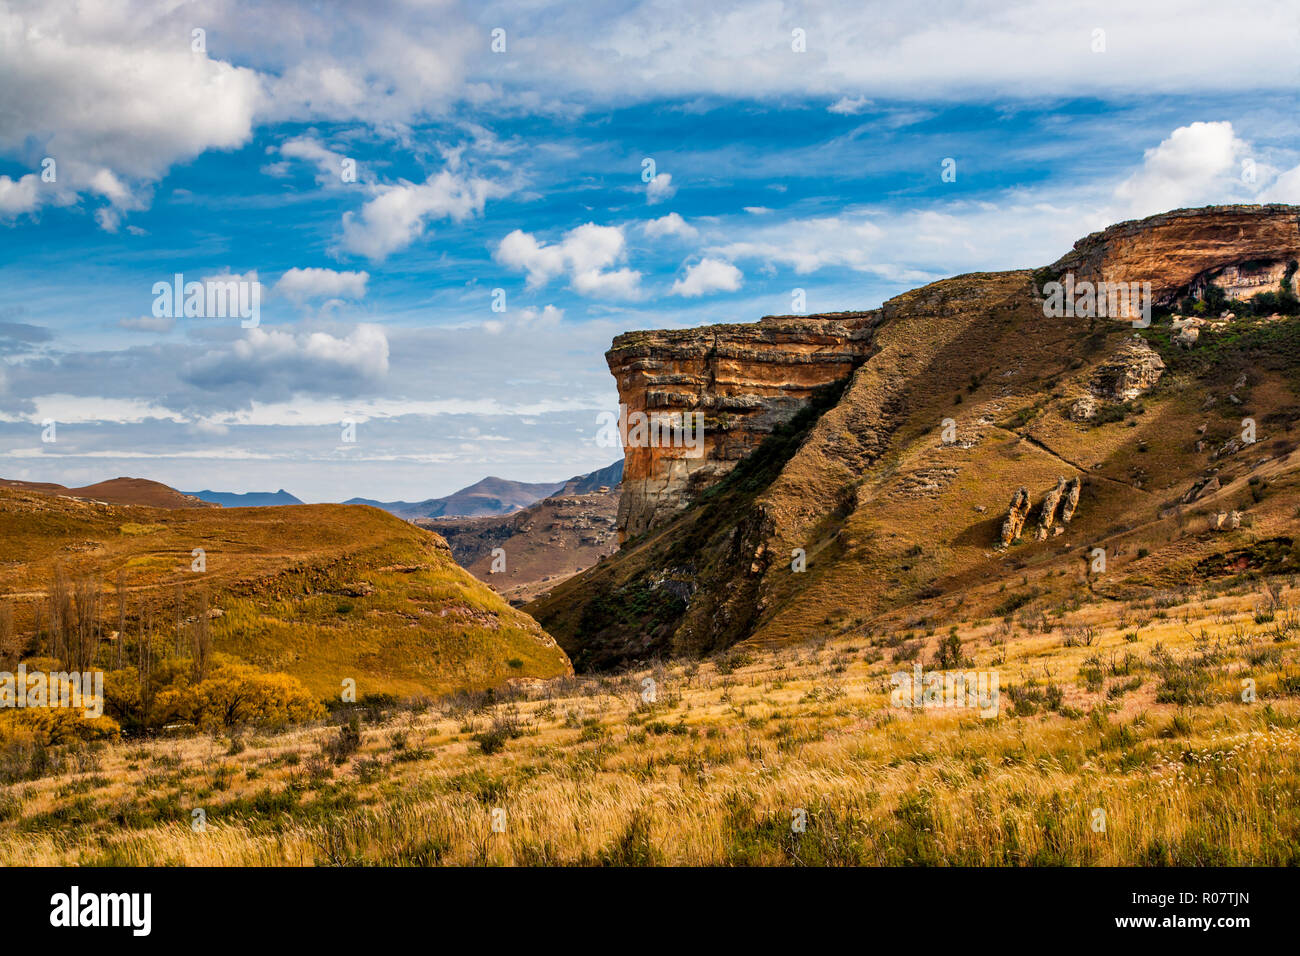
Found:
3,573 -> 1297,866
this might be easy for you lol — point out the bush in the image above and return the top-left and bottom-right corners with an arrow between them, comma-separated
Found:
934,634 -> 966,669
323,717 -> 363,765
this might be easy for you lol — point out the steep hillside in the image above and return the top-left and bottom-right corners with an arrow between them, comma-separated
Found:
1,476 -> 218,509
530,204 -> 1300,670
0,490 -> 572,697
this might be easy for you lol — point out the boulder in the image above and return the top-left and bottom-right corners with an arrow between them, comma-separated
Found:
1091,337 -> 1166,401
1069,394 -> 1098,421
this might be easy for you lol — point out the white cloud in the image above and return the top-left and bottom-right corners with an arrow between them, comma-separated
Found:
484,304 -> 564,335
510,0 -> 1297,103
1113,121 -> 1249,219
274,135 -> 359,185
646,172 -> 676,204
0,0 -> 263,226
644,212 -> 698,240
185,324 -> 389,392
495,223 -> 643,299
4,0 -> 1298,237
1260,163 -> 1300,203
712,216 -> 895,275
338,170 -> 501,260
671,258 -> 743,297
274,267 -> 369,304
0,173 -> 42,219
828,95 -> 872,115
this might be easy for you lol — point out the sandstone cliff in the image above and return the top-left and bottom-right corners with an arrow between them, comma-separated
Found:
608,313 -> 878,539
530,205 -> 1300,669
1047,204 -> 1300,307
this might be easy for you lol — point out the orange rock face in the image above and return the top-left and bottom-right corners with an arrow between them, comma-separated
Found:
606,313 -> 878,539
1049,204 -> 1300,306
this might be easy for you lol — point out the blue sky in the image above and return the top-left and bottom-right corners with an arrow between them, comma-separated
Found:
2,0 -> 1298,501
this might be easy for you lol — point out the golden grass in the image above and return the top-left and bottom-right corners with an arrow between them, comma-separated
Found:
3,579 -> 1297,866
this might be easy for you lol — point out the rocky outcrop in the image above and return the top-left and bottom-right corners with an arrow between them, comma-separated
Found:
1212,510 -> 1243,531
1059,477 -> 1081,524
1000,487 -> 1031,546
607,313 -> 879,540
1001,476 -> 1084,545
1048,204 -> 1300,309
1035,478 -> 1066,540
1091,337 -> 1166,402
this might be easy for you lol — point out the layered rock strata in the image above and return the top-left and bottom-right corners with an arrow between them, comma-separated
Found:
1048,204 -> 1300,309
607,312 -> 879,540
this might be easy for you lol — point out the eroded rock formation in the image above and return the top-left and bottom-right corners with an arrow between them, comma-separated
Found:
1000,487 -> 1031,546
1091,337 -> 1166,402
608,312 -> 878,540
1002,477 -> 1083,545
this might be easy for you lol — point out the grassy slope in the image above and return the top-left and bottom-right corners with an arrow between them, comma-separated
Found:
4,575 -> 1297,865
0,491 -> 572,698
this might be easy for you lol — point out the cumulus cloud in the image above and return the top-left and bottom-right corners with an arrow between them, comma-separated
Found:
646,172 -> 676,204
1260,163 -> 1300,203
273,267 -> 369,304
671,258 -> 743,297
643,212 -> 698,240
1113,121 -> 1249,219
184,324 -> 389,394
0,0 -> 263,226
338,170 -> 501,260
271,135 -> 360,185
0,174 -> 42,219
495,223 -> 642,298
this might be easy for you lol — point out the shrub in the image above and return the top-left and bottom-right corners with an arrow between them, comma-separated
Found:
323,717 -> 363,765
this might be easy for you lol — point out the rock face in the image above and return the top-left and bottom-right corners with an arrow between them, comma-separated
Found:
1048,204 -> 1300,308
607,313 -> 878,540
1059,477 -> 1081,524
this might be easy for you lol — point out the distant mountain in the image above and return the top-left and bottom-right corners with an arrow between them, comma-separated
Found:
0,476 -> 217,509
561,459 -> 623,495
421,462 -> 623,606
345,476 -> 567,520
187,489 -> 304,508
